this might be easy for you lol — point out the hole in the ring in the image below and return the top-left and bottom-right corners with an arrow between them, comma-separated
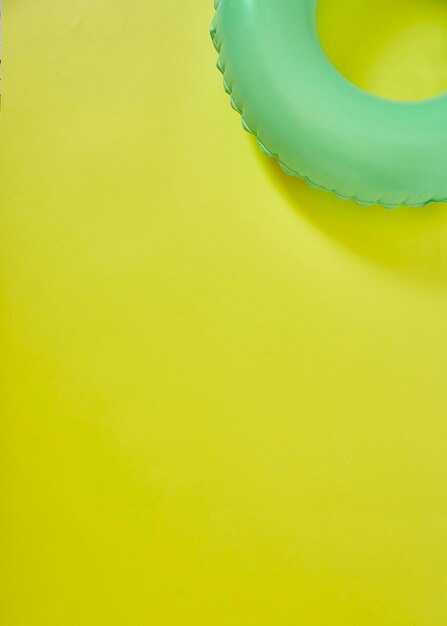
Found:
317,0 -> 447,101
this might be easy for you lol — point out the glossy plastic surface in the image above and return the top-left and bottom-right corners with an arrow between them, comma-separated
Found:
211,0 -> 447,208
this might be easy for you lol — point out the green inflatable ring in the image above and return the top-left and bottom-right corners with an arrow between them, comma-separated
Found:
210,0 -> 447,209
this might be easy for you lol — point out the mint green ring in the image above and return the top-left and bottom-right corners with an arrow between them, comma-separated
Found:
211,0 -> 447,209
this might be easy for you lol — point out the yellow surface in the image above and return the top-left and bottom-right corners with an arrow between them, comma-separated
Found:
1,1 -> 447,625
319,0 -> 447,101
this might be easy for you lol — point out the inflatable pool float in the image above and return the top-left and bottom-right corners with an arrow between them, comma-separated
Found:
210,0 -> 447,209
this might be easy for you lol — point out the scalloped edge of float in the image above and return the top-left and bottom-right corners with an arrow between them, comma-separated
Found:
210,0 -> 447,210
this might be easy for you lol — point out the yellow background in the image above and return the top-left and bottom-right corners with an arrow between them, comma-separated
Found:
1,1 -> 447,624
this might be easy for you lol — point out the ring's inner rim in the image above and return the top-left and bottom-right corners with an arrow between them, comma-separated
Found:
315,0 -> 447,105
